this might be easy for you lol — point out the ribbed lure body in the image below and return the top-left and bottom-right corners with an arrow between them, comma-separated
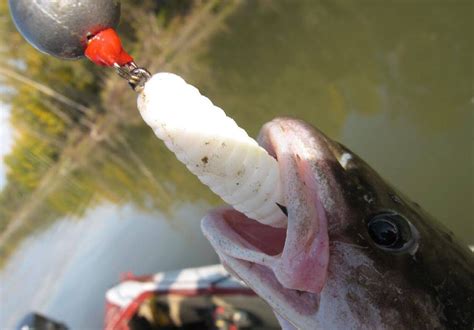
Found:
137,73 -> 285,227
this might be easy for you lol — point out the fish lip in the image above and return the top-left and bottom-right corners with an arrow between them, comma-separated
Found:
202,117 -> 342,326
201,207 -> 321,329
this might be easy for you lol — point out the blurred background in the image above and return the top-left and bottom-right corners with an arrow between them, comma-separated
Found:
0,0 -> 472,328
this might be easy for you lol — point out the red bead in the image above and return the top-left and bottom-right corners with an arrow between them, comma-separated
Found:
85,28 -> 133,67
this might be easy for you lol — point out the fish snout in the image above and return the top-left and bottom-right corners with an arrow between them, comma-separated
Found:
201,117 -> 346,327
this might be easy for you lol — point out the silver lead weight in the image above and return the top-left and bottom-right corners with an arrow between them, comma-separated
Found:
8,0 -> 121,60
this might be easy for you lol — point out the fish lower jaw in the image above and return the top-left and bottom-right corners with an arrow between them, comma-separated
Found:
212,238 -> 322,330
201,206 -> 328,327
201,207 -> 326,293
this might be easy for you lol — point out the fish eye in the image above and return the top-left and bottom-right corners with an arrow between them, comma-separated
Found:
367,211 -> 418,254
368,218 -> 399,247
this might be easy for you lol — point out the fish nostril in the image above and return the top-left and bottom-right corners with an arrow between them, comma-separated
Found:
338,152 -> 353,169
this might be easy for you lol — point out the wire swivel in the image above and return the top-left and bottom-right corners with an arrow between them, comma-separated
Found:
114,62 -> 151,93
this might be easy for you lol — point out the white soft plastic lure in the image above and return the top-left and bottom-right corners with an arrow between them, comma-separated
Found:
137,73 -> 286,227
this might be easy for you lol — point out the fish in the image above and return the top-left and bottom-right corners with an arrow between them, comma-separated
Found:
201,117 -> 474,329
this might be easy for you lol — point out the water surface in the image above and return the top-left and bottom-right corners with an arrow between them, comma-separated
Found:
197,0 -> 473,242
0,203 -> 218,329
1,1 -> 472,328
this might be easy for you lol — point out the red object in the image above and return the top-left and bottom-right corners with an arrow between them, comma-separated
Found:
103,265 -> 269,330
85,28 -> 133,66
105,291 -> 155,330
119,272 -> 154,282
104,288 -> 254,330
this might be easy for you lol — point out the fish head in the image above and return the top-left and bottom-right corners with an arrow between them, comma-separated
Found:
201,117 -> 474,329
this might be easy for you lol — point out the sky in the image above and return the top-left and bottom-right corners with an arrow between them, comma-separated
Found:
0,102 -> 13,188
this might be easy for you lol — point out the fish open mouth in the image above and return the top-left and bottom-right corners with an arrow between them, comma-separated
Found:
201,118 -> 342,325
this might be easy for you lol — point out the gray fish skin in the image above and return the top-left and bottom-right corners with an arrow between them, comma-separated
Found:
201,117 -> 474,329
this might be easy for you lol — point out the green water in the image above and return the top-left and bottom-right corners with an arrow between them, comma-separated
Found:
195,0 -> 473,243
2,0 -> 472,265
2,0 -> 472,268
1,1 -> 473,327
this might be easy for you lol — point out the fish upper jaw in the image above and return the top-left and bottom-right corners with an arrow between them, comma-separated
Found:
201,117 -> 342,326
